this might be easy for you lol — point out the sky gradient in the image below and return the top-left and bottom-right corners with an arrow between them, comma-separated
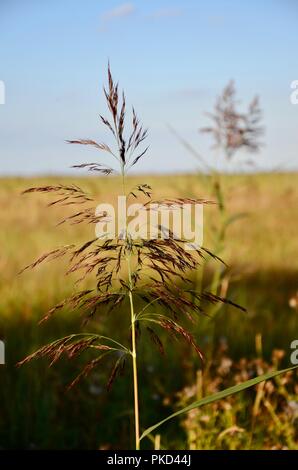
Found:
0,0 -> 298,175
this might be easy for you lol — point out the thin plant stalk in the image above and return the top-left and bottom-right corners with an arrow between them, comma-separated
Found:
121,159 -> 140,450
128,269 -> 140,450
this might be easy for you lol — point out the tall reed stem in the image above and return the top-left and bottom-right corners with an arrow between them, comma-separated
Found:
129,280 -> 140,450
122,164 -> 140,450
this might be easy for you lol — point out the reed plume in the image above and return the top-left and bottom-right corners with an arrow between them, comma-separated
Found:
19,65 -> 244,450
201,80 -> 264,160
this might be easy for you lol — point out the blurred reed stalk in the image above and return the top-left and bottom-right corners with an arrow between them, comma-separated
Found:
170,81 -> 264,352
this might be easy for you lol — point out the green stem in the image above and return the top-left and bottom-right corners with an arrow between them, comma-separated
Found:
127,256 -> 140,450
130,290 -> 140,449
121,165 -> 140,450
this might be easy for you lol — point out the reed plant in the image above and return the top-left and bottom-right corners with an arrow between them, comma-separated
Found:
19,68 -> 295,450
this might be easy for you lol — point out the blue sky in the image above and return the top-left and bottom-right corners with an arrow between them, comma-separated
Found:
0,0 -> 297,175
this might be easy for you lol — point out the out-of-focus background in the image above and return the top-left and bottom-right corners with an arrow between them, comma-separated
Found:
0,0 -> 297,450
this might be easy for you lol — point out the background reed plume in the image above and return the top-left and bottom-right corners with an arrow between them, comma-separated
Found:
19,66 -> 244,450
201,80 -> 264,160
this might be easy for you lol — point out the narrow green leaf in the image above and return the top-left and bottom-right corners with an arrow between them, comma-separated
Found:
140,365 -> 298,441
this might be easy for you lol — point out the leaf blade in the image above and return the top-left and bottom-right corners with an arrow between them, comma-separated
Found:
140,365 -> 298,440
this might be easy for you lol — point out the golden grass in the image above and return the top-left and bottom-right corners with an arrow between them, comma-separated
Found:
1,171 -> 297,316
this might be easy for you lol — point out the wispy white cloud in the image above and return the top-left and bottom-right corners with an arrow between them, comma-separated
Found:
100,3 -> 135,29
148,8 -> 183,20
99,4 -> 182,31
208,15 -> 226,27
161,87 -> 210,102
173,88 -> 207,100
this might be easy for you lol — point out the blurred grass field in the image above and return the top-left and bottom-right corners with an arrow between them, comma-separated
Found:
0,172 -> 297,449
